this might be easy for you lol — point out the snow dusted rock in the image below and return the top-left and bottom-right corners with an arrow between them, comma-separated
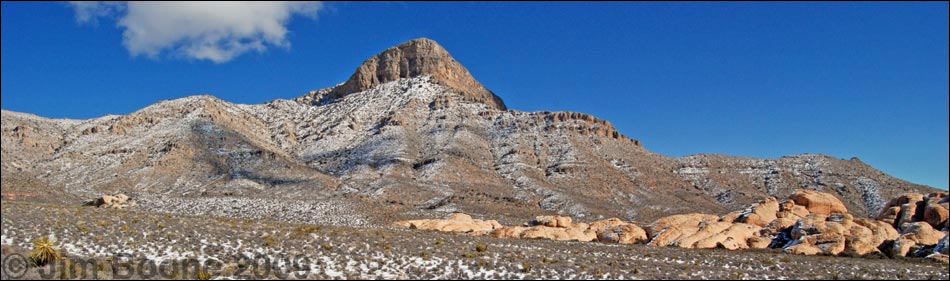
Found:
785,232 -> 846,256
735,197 -> 780,227
898,222 -> 944,246
934,233 -> 949,255
790,190 -> 848,216
778,212 -> 893,256
313,38 -> 507,111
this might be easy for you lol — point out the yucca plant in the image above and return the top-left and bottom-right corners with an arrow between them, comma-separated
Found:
29,236 -> 62,266
196,269 -> 213,280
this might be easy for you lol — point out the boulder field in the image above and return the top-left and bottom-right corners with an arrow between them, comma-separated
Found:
396,189 -> 949,261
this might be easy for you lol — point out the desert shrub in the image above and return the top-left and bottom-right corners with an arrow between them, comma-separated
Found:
475,243 -> 488,252
30,236 -> 61,266
263,235 -> 279,247
292,225 -> 321,239
196,269 -> 213,280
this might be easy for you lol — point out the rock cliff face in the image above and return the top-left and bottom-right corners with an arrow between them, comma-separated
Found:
299,38 -> 506,111
0,38 -> 939,226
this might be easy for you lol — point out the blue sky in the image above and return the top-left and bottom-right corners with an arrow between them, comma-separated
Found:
2,2 -> 947,190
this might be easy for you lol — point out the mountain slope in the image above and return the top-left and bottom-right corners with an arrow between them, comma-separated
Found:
1,38 -> 938,226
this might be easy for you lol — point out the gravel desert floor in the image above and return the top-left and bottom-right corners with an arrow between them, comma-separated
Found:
1,200 -> 947,280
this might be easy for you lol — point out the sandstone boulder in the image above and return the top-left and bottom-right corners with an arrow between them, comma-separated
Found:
854,218 -> 900,242
395,213 -> 502,235
691,223 -> 764,250
736,197 -> 779,227
648,213 -> 766,250
87,194 -> 135,209
789,190 -> 848,215
784,232 -> 846,256
532,215 -> 573,228
647,213 -> 720,247
923,197 -> 948,229
877,193 -> 925,229
781,213 -> 897,256
588,218 -> 628,233
776,200 -> 810,219
490,226 -> 529,239
900,222 -> 944,246
521,226 -> 573,241
887,222 -> 945,257
762,217 -> 799,236
595,223 -> 648,244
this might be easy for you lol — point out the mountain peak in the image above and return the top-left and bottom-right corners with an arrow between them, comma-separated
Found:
326,38 -> 507,110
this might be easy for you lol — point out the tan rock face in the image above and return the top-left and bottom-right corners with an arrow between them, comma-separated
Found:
777,200 -> 810,219
877,192 -> 949,231
533,215 -> 573,228
736,197 -> 780,227
490,226 -> 529,239
900,222 -> 944,246
785,232 -> 846,256
647,213 -> 720,247
487,216 -> 644,244
595,223 -> 648,244
790,190 -> 848,216
647,213 -> 765,250
923,197 -> 948,229
763,217 -> 799,236
325,38 -> 506,110
395,213 -> 502,235
782,212 -> 890,256
509,222 -> 595,242
87,194 -> 135,209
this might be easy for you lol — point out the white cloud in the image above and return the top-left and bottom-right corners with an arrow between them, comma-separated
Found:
69,1 -> 322,63
70,1 -> 124,25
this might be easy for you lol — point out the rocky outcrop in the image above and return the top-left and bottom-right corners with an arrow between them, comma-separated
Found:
314,38 -> 506,110
876,192 -> 948,231
891,222 -> 947,257
399,190 -> 948,264
648,214 -> 769,250
520,225 -> 597,242
486,216 -> 648,244
789,190 -> 848,216
589,219 -> 648,244
395,213 -> 502,235
531,215 -> 573,228
86,194 -> 136,209
733,197 -> 780,227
